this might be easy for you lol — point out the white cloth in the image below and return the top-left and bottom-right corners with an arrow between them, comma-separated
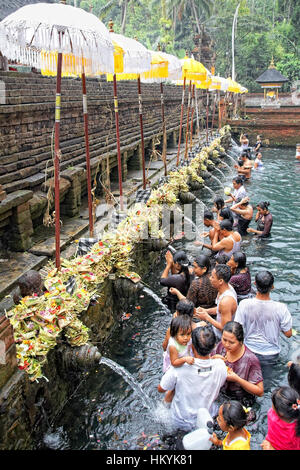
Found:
235,298 -> 292,356
232,185 -> 247,204
160,358 -> 227,431
163,337 -> 192,373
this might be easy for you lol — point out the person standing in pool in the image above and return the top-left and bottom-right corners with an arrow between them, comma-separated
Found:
225,176 -> 247,206
254,135 -> 263,155
230,197 -> 253,236
160,250 -> 192,313
235,152 -> 252,180
195,264 -> 237,341
210,220 -> 242,261
254,152 -> 263,169
158,325 -> 227,431
234,271 -> 292,372
247,201 -> 273,238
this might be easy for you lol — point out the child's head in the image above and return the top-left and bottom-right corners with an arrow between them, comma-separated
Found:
217,401 -> 248,432
175,299 -> 194,318
271,386 -> 300,436
170,315 -> 192,345
288,361 -> 300,395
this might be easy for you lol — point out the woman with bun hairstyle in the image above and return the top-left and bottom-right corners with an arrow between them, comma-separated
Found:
214,321 -> 264,406
247,201 -> 273,238
169,254 -> 217,310
261,386 -> 300,450
160,250 -> 192,313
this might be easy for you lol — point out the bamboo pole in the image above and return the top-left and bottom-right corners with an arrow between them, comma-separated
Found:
189,83 -> 195,149
113,73 -> 124,210
81,68 -> 94,237
206,89 -> 209,144
54,50 -> 62,270
160,81 -> 167,176
137,75 -> 147,189
176,76 -> 186,166
184,80 -> 192,159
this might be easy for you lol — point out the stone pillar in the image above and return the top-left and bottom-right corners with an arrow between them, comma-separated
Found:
60,168 -> 84,217
9,203 -> 34,252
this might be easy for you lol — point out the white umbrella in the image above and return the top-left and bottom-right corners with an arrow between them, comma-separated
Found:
0,2 -> 114,269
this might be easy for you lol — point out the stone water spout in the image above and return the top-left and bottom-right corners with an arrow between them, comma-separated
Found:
60,343 -> 101,371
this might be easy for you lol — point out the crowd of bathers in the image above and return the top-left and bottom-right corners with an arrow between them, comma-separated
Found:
157,134 -> 300,450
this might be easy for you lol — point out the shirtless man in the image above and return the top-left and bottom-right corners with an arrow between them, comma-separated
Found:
231,196 -> 253,236
202,219 -> 242,259
195,264 -> 237,341
235,152 -> 252,180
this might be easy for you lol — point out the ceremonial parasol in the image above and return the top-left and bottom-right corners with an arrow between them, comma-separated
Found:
0,1 -> 114,269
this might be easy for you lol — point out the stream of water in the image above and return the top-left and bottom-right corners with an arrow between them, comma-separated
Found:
40,145 -> 300,451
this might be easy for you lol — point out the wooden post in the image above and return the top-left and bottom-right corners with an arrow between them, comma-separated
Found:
54,49 -> 62,270
184,80 -> 192,159
160,81 -> 167,176
176,76 -> 186,166
137,75 -> 147,189
113,74 -> 124,210
189,83 -> 195,149
206,90 -> 209,144
81,68 -> 94,237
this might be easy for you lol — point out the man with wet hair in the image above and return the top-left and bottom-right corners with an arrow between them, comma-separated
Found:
235,152 -> 252,180
158,325 -> 227,431
235,270 -> 292,368
225,176 -> 247,205
195,264 -> 237,340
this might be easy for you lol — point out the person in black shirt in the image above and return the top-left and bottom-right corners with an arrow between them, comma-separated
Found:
160,250 -> 192,313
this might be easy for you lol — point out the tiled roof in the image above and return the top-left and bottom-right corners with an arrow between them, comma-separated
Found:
0,0 -> 55,21
256,67 -> 289,84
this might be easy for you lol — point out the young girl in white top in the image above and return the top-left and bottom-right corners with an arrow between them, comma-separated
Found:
162,315 -> 194,404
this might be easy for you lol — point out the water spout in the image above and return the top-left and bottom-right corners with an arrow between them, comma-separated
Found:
142,286 -> 170,314
225,152 -> 238,166
213,166 -> 226,180
203,185 -> 216,198
99,357 -> 154,411
209,174 -> 223,189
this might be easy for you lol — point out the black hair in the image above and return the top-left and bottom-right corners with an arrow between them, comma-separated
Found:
215,264 -> 232,283
255,270 -> 274,294
194,254 -> 211,273
232,251 -> 247,273
232,176 -> 243,185
236,196 -> 249,207
204,210 -> 214,221
214,196 -> 225,211
237,159 -> 244,167
173,250 -> 191,293
219,207 -> 234,224
219,219 -> 233,232
216,254 -> 230,265
288,362 -> 300,396
223,321 -> 244,343
191,325 -> 216,356
271,386 -> 300,437
257,201 -> 270,211
170,315 -> 192,338
176,299 -> 194,318
222,401 -> 248,429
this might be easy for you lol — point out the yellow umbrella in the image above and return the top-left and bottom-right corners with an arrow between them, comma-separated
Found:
227,77 -> 240,93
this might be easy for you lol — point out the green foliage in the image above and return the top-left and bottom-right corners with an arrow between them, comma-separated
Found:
70,0 -> 298,92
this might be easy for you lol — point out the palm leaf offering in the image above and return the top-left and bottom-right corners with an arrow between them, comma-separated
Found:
7,128 -> 229,381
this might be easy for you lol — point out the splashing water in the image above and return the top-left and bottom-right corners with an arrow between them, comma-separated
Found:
142,286 -> 170,314
209,174 -> 223,189
99,357 -> 155,411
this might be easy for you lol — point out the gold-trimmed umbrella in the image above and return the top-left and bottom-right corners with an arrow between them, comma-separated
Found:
0,1 -> 114,269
